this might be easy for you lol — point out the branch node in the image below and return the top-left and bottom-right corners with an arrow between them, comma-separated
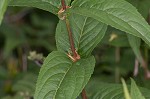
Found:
67,49 -> 80,62
57,6 -> 71,20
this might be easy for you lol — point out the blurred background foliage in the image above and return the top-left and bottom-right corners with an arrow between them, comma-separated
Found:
0,0 -> 150,98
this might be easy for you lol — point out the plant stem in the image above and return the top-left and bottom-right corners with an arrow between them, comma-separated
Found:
61,0 -> 77,58
133,59 -> 139,77
81,89 -> 88,99
61,1 -> 87,99
61,0 -> 66,10
65,18 -> 78,58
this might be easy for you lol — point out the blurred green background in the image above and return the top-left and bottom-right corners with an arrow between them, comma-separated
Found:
0,0 -> 150,98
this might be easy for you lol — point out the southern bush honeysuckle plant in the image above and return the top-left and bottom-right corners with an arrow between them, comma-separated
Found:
1,0 -> 150,99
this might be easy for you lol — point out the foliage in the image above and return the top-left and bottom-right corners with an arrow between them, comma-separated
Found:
0,0 -> 150,99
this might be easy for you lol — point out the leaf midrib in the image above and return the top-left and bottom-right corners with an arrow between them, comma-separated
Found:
52,62 -> 74,99
77,17 -> 88,50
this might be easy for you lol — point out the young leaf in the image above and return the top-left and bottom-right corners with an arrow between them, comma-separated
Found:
121,78 -> 131,99
0,0 -> 9,25
127,34 -> 143,63
9,0 -> 71,15
56,14 -> 107,57
130,78 -> 145,99
34,51 -> 95,99
70,0 -> 150,47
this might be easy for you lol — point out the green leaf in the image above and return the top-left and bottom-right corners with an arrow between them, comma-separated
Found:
0,0 -> 9,25
121,78 -> 131,99
70,0 -> 150,47
34,51 -> 95,99
56,14 -> 107,57
127,34 -> 143,63
138,0 -> 150,19
126,0 -> 150,18
130,78 -> 145,99
84,78 -> 150,99
9,0 -> 71,15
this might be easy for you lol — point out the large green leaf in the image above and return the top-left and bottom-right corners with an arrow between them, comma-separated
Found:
131,78 -> 145,99
9,0 -> 71,15
0,0 -> 9,25
70,0 -> 150,47
127,34 -> 143,63
56,14 -> 107,57
84,78 -> 150,99
34,51 -> 95,99
126,0 -> 150,18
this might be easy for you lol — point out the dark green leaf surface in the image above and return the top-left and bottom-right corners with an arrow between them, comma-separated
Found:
84,78 -> 150,99
127,34 -> 143,63
56,14 -> 107,57
9,0 -> 71,15
34,51 -> 95,99
70,0 -> 150,47
126,0 -> 150,18
131,78 -> 145,99
0,0 -> 9,25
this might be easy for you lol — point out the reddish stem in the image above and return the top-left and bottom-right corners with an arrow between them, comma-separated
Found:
61,1 -> 87,99
81,89 -> 88,99
61,0 -> 66,10
61,0 -> 78,59
65,18 -> 78,58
